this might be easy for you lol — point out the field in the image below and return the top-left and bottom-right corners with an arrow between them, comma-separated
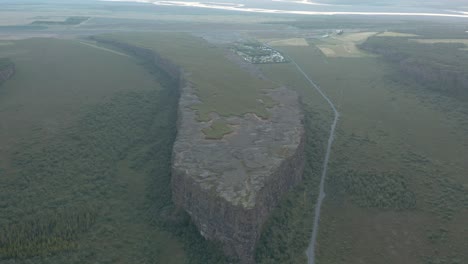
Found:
377,31 -> 419,37
266,38 -> 310,47
257,30 -> 468,263
0,38 -> 226,263
313,32 -> 377,57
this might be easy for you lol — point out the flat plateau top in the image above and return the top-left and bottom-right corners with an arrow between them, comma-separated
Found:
101,33 -> 304,208
173,84 -> 303,208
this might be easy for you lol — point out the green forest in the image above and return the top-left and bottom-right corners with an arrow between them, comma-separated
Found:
359,36 -> 468,100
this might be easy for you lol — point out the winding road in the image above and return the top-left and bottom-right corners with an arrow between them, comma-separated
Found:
288,57 -> 340,264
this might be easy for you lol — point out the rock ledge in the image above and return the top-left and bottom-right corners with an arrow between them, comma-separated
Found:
172,73 -> 305,263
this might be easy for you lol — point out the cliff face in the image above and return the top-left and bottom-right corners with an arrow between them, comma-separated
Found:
91,37 -> 306,262
0,61 -> 15,85
88,37 -> 181,81
172,80 -> 305,262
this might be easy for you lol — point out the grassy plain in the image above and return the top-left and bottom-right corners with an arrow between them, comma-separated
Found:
98,33 -> 277,122
313,32 -> 377,57
266,38 -> 310,47
257,31 -> 468,263
377,31 -> 419,37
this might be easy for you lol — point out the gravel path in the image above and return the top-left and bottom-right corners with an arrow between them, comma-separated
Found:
288,56 -> 339,264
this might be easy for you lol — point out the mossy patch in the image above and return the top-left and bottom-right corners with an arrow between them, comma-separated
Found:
202,120 -> 234,139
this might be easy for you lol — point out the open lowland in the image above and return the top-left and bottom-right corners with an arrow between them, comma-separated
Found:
257,29 -> 468,263
266,38 -> 310,47
313,32 -> 377,58
0,1 -> 468,262
410,38 -> 468,45
31,16 -> 90,26
0,37 -> 229,263
95,33 -> 277,120
376,31 -> 420,37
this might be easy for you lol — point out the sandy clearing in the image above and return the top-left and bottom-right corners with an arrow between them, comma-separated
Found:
377,32 -> 419,37
317,46 -> 336,57
336,32 -> 378,43
268,38 -> 309,46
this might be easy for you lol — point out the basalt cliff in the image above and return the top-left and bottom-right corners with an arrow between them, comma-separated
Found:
172,73 -> 305,262
91,37 -> 305,263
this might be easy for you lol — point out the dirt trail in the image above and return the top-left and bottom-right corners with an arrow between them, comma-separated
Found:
288,55 -> 339,264
79,41 -> 130,57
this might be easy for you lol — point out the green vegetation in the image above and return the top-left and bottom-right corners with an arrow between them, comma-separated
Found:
256,107 -> 328,263
202,120 -> 234,139
258,29 -> 468,263
0,16 -> 466,263
0,206 -> 97,258
0,38 -> 227,263
312,32 -> 376,58
31,16 -> 89,26
360,36 -> 468,100
331,170 -> 416,210
97,33 -> 276,121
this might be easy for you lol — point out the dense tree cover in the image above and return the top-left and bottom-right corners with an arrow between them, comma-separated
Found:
0,207 -> 97,258
0,41 -> 227,263
359,36 -> 468,100
334,170 -> 416,210
256,107 -> 328,263
0,88 -> 170,260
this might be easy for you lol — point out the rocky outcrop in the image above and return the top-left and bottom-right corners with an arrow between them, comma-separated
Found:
172,81 -> 305,262
0,60 -> 15,85
90,37 -> 306,262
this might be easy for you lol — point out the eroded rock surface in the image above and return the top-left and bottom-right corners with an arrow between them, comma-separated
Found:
172,75 -> 305,263
91,36 -> 306,263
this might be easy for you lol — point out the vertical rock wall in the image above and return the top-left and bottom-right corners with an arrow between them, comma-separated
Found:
90,37 -> 306,263
172,80 -> 305,263
172,134 -> 305,263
